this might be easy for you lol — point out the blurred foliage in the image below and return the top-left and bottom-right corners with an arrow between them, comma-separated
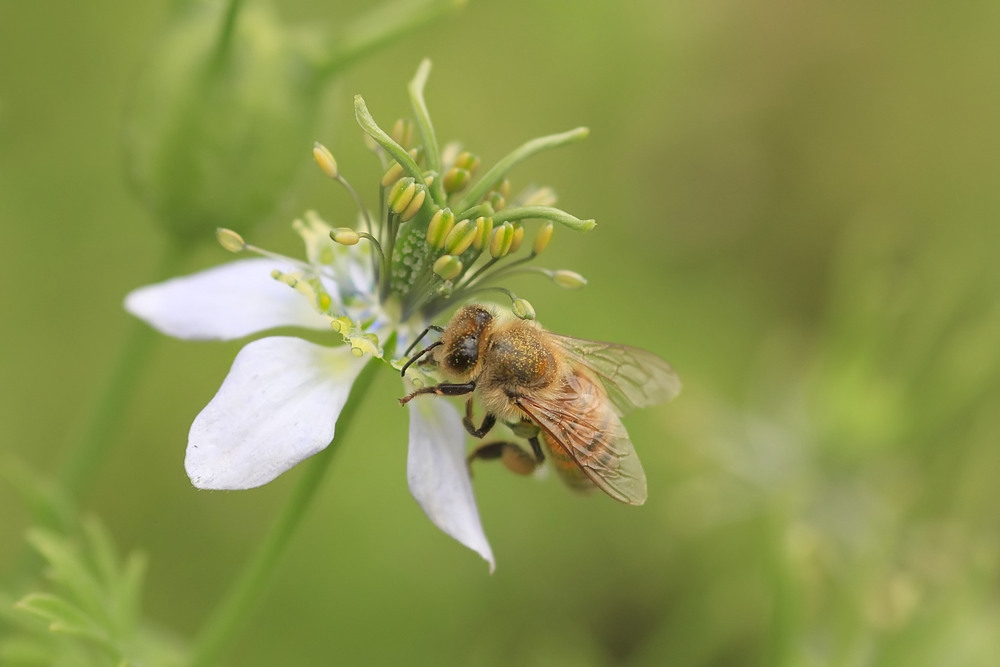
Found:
3,518 -> 185,666
1,0 -> 998,665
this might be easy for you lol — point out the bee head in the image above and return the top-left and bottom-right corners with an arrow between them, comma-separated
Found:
439,305 -> 494,378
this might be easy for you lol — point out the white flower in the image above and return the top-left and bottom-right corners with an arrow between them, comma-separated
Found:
126,214 -> 494,569
125,61 -> 597,572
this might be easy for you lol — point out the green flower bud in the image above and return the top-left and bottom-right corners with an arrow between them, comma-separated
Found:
433,254 -> 463,281
124,2 -> 325,245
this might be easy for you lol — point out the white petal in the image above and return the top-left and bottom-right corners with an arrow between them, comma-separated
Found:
186,337 -> 368,489
124,258 -> 332,340
407,397 -> 495,572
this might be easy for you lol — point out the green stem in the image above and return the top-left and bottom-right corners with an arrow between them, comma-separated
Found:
189,359 -> 380,667
209,0 -> 245,72
320,0 -> 466,78
57,241 -> 188,515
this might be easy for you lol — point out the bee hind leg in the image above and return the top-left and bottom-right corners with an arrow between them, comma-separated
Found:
467,439 -> 543,478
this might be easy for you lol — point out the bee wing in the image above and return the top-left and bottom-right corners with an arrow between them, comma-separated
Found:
513,374 -> 648,505
550,334 -> 681,415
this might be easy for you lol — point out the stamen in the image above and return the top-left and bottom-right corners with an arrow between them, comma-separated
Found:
508,224 -> 525,253
489,222 -> 515,259
551,269 -> 588,289
443,167 -> 470,194
381,161 -> 405,187
312,142 -> 339,179
433,255 -> 463,281
532,221 -> 554,254
215,228 -> 246,253
472,217 -> 494,251
389,177 -> 418,216
399,186 -> 426,221
426,208 -> 456,249
443,219 -> 477,255
330,228 -> 360,245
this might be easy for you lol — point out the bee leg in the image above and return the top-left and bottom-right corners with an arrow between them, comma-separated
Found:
467,441 -> 540,477
462,398 -> 496,438
398,381 -> 476,405
527,435 -> 545,464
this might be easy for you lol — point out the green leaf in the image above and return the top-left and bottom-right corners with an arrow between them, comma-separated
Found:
26,529 -> 114,631
15,593 -> 114,654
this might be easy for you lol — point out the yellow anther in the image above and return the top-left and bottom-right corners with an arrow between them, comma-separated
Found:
427,209 -> 456,249
389,177 -> 417,216
381,161 -> 405,188
390,118 -> 414,148
489,222 -> 514,259
454,151 -> 480,172
330,228 -> 361,246
497,179 -> 511,198
532,221 -> 554,255
216,228 -> 246,253
551,270 -> 588,289
312,142 -> 338,179
443,167 -> 470,194
399,186 -> 426,221
508,224 -> 525,253
486,191 -> 506,211
473,216 -> 494,251
443,219 -> 477,255
433,254 -> 463,281
521,186 -> 557,207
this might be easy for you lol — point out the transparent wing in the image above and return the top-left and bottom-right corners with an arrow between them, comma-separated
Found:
514,373 -> 647,505
550,334 -> 681,416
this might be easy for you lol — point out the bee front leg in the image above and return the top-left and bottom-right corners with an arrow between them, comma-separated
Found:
398,381 -> 476,405
463,398 -> 496,438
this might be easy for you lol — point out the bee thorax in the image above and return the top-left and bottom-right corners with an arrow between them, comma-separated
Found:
484,326 -> 557,387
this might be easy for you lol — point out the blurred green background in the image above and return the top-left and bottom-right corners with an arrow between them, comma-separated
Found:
2,0 -> 999,665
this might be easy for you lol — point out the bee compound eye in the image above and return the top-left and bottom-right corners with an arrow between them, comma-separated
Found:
446,334 -> 479,374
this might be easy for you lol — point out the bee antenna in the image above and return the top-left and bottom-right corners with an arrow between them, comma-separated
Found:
403,325 -> 444,358
400,341 -> 443,378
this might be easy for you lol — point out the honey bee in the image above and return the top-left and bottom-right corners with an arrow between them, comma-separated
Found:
399,304 -> 681,505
